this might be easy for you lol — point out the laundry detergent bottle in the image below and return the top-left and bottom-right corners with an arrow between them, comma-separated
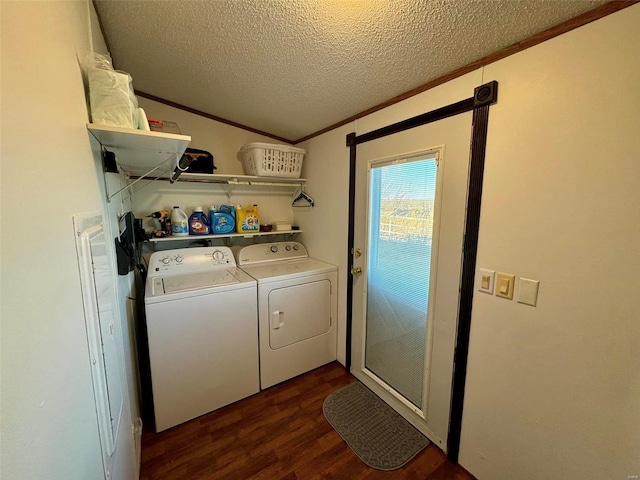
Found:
236,204 -> 259,233
210,204 -> 235,235
189,207 -> 210,235
208,205 -> 217,229
170,206 -> 189,236
219,204 -> 236,222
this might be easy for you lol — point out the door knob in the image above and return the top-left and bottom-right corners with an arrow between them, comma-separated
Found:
351,266 -> 362,276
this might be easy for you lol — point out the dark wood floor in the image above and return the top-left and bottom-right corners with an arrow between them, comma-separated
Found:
140,362 -> 476,479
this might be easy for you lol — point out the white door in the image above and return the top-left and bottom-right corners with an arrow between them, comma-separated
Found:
74,213 -> 126,479
350,113 -> 472,450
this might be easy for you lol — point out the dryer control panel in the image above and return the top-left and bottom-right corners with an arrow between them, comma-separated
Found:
234,242 -> 308,266
148,246 -> 236,276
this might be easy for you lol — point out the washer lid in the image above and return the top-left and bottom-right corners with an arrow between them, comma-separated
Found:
161,270 -> 239,294
145,266 -> 256,304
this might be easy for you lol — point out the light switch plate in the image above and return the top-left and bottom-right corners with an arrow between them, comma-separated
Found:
477,269 -> 495,294
495,272 -> 515,300
517,277 -> 540,306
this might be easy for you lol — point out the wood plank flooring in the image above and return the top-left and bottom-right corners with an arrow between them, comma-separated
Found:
140,362 -> 476,480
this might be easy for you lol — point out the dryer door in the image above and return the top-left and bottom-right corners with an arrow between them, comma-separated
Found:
268,280 -> 331,349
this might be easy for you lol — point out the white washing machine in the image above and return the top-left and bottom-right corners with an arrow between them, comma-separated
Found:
234,242 -> 337,389
144,246 -> 259,431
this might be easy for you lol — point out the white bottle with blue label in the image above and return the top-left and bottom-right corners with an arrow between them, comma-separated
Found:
170,206 -> 188,236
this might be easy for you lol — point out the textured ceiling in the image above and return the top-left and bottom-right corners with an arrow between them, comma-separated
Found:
95,0 -> 607,142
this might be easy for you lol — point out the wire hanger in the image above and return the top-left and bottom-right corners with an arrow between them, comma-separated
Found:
292,184 -> 314,208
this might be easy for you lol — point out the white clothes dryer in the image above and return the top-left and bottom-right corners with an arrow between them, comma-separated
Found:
234,242 -> 337,389
144,246 -> 258,431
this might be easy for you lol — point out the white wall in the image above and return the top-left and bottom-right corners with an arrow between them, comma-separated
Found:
1,2 -> 136,479
301,4 -> 640,479
89,0 -> 109,55
459,6 -> 640,479
297,124 -> 354,364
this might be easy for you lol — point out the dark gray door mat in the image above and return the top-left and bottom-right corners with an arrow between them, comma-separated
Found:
322,381 -> 430,470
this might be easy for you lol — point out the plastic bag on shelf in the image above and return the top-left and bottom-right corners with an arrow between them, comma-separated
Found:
80,52 -> 139,129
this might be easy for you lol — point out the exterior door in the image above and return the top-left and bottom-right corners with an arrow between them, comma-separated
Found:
350,113 -> 472,449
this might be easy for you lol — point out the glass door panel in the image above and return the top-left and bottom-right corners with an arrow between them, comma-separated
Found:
364,157 -> 437,407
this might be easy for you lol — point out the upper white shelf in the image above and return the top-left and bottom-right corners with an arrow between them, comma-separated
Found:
87,123 -> 191,177
166,173 -> 307,186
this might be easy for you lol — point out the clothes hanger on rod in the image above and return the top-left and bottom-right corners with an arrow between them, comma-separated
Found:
292,184 -> 314,208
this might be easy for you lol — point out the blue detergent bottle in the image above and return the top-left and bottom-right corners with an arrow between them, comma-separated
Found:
188,207 -> 210,235
219,204 -> 236,224
210,204 -> 235,234
208,205 -> 217,229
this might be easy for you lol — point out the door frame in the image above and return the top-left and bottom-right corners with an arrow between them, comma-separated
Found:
345,81 -> 498,462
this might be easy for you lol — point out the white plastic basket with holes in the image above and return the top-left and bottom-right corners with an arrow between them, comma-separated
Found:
239,142 -> 306,178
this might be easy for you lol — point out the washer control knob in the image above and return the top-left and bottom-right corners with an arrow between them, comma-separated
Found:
161,256 -> 170,264
285,245 -> 292,251
293,244 -> 299,251
270,245 -> 279,253
175,255 -> 183,264
212,250 -> 224,261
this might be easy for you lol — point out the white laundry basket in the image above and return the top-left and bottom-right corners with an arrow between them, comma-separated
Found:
239,142 -> 306,178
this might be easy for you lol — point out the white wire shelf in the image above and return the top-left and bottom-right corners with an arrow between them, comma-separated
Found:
147,229 -> 302,243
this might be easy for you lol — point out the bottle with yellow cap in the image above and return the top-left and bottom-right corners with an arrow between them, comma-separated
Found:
235,204 -> 259,233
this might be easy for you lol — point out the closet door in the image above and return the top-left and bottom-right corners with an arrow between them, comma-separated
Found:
75,213 -> 125,479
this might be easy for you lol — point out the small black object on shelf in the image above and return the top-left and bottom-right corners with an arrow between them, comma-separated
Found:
170,148 -> 216,183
